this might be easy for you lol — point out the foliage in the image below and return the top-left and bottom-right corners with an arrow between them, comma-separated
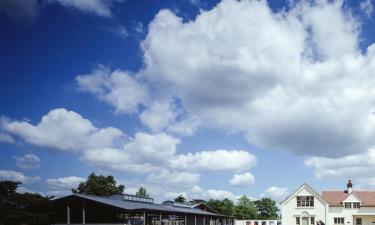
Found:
233,195 -> 257,219
72,172 -> 125,196
206,198 -> 234,216
136,187 -> 150,197
254,198 -> 279,219
0,180 -> 54,225
174,195 -> 187,202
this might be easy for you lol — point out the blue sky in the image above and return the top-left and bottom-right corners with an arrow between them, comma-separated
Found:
1,0 -> 375,202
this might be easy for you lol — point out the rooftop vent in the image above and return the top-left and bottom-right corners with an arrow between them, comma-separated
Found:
162,201 -> 193,208
110,194 -> 154,203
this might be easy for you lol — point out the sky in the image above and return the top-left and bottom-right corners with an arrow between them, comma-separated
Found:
1,0 -> 375,203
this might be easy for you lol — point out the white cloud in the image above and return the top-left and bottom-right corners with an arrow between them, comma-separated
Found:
171,149 -> 256,172
261,186 -> 289,201
305,148 -> 375,187
360,0 -> 373,18
146,169 -> 200,186
46,176 -> 85,189
0,170 -> 40,184
0,0 -> 121,20
14,154 -> 41,170
1,108 -> 123,152
137,0 -> 375,158
48,0 -> 121,17
76,66 -> 148,114
230,172 -> 255,186
0,133 -> 15,143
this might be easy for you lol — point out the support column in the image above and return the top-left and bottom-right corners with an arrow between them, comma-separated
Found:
204,216 -> 206,225
160,213 -> 162,225
185,215 -> 187,225
66,205 -> 70,224
144,212 -> 146,225
195,216 -> 197,225
82,201 -> 86,224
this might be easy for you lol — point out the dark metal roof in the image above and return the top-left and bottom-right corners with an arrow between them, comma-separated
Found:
55,194 -> 229,217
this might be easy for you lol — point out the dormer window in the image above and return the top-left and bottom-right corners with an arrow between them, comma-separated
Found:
344,202 -> 352,208
297,196 -> 314,207
353,202 -> 361,208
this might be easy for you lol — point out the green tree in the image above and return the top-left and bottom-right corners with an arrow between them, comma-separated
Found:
233,195 -> 257,219
72,172 -> 125,196
254,198 -> 279,219
174,195 -> 187,202
136,187 -> 150,197
206,198 -> 234,216
0,180 -> 54,225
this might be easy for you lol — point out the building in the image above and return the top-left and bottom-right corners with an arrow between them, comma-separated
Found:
51,193 -> 234,225
235,219 -> 281,225
281,180 -> 375,225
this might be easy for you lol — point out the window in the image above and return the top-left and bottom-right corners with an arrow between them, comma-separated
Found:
344,202 -> 352,208
311,217 -> 315,225
353,202 -> 361,208
297,196 -> 314,207
356,218 -> 362,225
334,218 -> 345,224
296,217 -> 300,225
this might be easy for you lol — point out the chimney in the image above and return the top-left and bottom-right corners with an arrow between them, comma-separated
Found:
347,179 -> 353,194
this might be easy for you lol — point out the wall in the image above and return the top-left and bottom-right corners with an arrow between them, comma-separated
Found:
281,186 -> 328,225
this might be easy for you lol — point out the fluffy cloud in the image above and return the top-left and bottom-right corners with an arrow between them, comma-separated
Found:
1,108 -> 123,152
0,133 -> 15,143
230,172 -> 255,186
81,132 -> 180,173
82,132 -> 256,175
360,0 -> 374,18
136,0 -> 375,158
0,170 -> 40,184
76,66 -> 148,114
305,148 -> 375,187
171,149 -> 256,172
261,186 -> 289,201
14,154 -> 41,170
46,176 -> 85,189
146,169 -> 200,186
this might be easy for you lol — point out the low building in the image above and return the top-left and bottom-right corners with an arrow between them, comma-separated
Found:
235,219 -> 281,225
281,180 -> 375,225
52,193 -> 234,225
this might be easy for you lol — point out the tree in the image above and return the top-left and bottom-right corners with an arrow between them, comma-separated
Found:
72,172 -> 125,196
206,198 -> 234,216
254,198 -> 279,219
174,195 -> 186,202
136,187 -> 150,197
0,180 -> 54,225
233,195 -> 257,219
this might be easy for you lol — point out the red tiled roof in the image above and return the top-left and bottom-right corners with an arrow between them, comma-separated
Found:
322,191 -> 375,207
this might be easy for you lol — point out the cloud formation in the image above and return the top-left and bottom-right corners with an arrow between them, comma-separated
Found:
0,170 -> 40,184
261,186 -> 289,201
1,108 -> 123,152
230,172 -> 255,186
14,154 -> 41,170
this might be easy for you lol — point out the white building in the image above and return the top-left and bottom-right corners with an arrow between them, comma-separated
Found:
281,180 -> 375,225
235,219 -> 281,225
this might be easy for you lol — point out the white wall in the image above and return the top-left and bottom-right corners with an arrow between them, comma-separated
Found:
235,220 -> 281,225
328,206 -> 375,225
281,185 -> 328,225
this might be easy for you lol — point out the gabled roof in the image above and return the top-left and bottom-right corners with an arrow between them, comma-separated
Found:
280,183 -> 328,205
323,191 -> 375,207
54,194 -> 229,217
